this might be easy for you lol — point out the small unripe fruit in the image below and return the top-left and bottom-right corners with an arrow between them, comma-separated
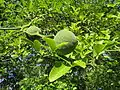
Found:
54,30 -> 78,55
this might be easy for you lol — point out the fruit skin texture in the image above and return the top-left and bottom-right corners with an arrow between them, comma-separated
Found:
54,30 -> 78,55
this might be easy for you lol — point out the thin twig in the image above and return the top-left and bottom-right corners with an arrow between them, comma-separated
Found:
0,27 -> 21,30
55,54 -> 72,66
106,49 -> 120,52
0,17 -> 38,31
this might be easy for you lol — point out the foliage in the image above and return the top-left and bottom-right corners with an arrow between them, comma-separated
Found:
0,0 -> 120,90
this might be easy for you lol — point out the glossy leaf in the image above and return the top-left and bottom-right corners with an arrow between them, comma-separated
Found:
73,60 -> 86,68
49,62 -> 71,82
93,44 -> 106,57
43,37 -> 56,51
33,40 -> 41,51
56,42 -> 69,50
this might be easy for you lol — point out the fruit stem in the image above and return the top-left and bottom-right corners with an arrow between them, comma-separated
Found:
0,27 -> 21,30
0,17 -> 37,30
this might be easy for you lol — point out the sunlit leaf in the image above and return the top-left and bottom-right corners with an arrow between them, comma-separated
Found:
96,13 -> 104,18
107,14 -> 117,18
28,0 -> 33,12
33,40 -> 41,51
56,42 -> 69,50
93,44 -> 106,57
107,4 -> 116,7
49,62 -> 71,82
73,60 -> 86,68
0,0 -> 4,4
43,37 -> 56,51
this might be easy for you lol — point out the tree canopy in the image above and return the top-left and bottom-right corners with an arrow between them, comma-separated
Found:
0,0 -> 120,90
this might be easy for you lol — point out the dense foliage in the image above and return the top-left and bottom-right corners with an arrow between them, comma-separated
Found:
0,0 -> 120,90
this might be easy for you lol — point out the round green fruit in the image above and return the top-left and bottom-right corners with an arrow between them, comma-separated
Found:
54,30 -> 78,55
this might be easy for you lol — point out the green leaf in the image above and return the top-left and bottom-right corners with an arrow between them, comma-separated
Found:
73,60 -> 86,68
96,13 -> 104,18
49,62 -> 71,82
14,37 -> 21,46
0,0 -> 4,4
79,15 -> 85,21
56,42 -> 69,50
33,40 -> 41,51
22,37 -> 34,46
107,14 -> 117,18
107,4 -> 116,7
43,37 -> 56,51
107,69 -> 113,73
28,0 -> 33,12
101,29 -> 110,35
93,44 -> 106,57
37,58 -> 43,63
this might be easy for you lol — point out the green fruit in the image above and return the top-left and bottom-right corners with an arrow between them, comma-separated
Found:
26,26 -> 41,36
54,30 -> 78,55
